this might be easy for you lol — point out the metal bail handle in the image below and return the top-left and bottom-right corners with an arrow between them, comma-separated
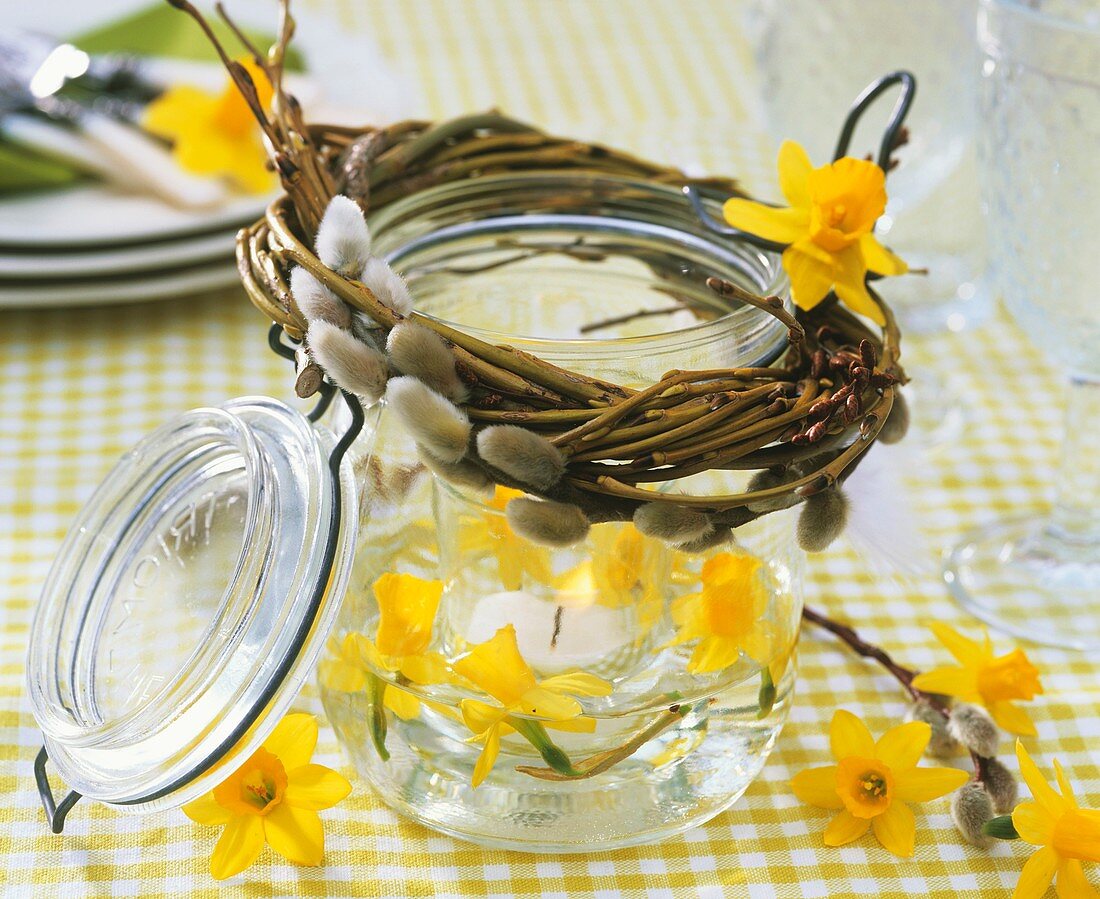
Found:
33,333 -> 364,834
34,747 -> 81,834
684,69 -> 917,241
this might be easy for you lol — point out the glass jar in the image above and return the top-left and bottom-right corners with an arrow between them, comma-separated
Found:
319,174 -> 803,851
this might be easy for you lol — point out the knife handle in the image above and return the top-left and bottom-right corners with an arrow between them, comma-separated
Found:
78,112 -> 228,209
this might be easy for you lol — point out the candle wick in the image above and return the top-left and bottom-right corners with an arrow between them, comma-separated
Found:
550,605 -> 564,650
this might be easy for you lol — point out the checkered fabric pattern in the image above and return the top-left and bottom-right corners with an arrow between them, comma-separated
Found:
2,1 -> 1097,896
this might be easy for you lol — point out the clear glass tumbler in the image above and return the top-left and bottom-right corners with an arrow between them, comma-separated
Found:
318,174 -> 805,851
944,0 -> 1100,649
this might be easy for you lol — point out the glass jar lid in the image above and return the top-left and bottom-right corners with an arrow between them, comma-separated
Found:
26,396 -> 359,814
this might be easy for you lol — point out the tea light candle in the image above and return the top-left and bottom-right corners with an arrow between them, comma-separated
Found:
463,590 -> 631,672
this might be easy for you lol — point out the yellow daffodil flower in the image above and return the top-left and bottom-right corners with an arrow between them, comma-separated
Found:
911,622 -> 1043,736
183,713 -> 351,880
1011,741 -> 1100,899
318,573 -> 450,720
143,58 -> 275,194
723,140 -> 907,326
790,709 -> 969,857
666,552 -> 773,674
452,624 -> 612,787
460,486 -> 557,591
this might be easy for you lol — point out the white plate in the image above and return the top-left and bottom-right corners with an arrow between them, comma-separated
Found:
0,227 -> 242,279
0,183 -> 271,249
0,258 -> 240,307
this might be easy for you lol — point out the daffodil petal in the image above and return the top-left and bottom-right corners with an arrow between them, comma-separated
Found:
317,649 -> 368,692
859,233 -> 908,276
823,809 -> 871,846
871,801 -> 916,857
874,721 -> 931,771
182,792 -> 232,826
544,716 -> 597,734
209,813 -> 264,881
830,710 -> 875,760
517,687 -> 582,721
263,713 -> 318,771
1012,801 -> 1056,846
1052,759 -> 1077,805
832,252 -> 884,326
1016,741 -> 1069,816
472,724 -> 501,787
383,684 -> 422,721
928,622 -> 987,667
398,651 -> 451,685
264,802 -> 325,866
777,140 -> 813,208
1013,846 -> 1059,899
461,699 -> 508,736
741,630 -> 773,666
1056,858 -> 1099,899
284,764 -> 353,811
782,242 -> 835,311
892,765 -> 970,802
688,636 -> 742,674
789,765 -> 842,809
990,701 -> 1037,737
722,199 -> 809,245
910,666 -> 979,700
142,87 -> 215,140
453,624 -> 536,705
538,672 -> 613,698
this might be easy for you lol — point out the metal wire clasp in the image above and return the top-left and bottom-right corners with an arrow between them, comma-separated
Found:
34,747 -> 81,834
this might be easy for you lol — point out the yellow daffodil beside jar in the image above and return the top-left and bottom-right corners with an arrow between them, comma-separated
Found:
1008,742 -> 1100,899
912,623 -> 1043,735
790,710 -> 969,857
184,714 -> 351,880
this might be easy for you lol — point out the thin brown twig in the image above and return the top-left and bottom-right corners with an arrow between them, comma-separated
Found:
801,604 -> 990,780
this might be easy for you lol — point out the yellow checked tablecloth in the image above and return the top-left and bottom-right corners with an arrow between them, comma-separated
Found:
2,2 -> 1097,896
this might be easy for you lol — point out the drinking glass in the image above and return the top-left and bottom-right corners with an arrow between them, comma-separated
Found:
944,0 -> 1100,649
747,0 -> 991,335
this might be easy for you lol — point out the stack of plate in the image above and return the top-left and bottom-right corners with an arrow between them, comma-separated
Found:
0,182 -> 271,307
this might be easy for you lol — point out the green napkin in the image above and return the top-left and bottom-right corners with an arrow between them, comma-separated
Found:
1,3 -> 302,195
72,4 -> 304,71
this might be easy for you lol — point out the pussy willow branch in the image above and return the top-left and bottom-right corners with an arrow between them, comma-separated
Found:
801,605 -> 991,781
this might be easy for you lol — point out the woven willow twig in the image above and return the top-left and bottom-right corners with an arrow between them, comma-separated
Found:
174,0 -> 906,530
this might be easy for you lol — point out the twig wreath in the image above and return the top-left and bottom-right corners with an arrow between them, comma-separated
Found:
171,0 -> 910,554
